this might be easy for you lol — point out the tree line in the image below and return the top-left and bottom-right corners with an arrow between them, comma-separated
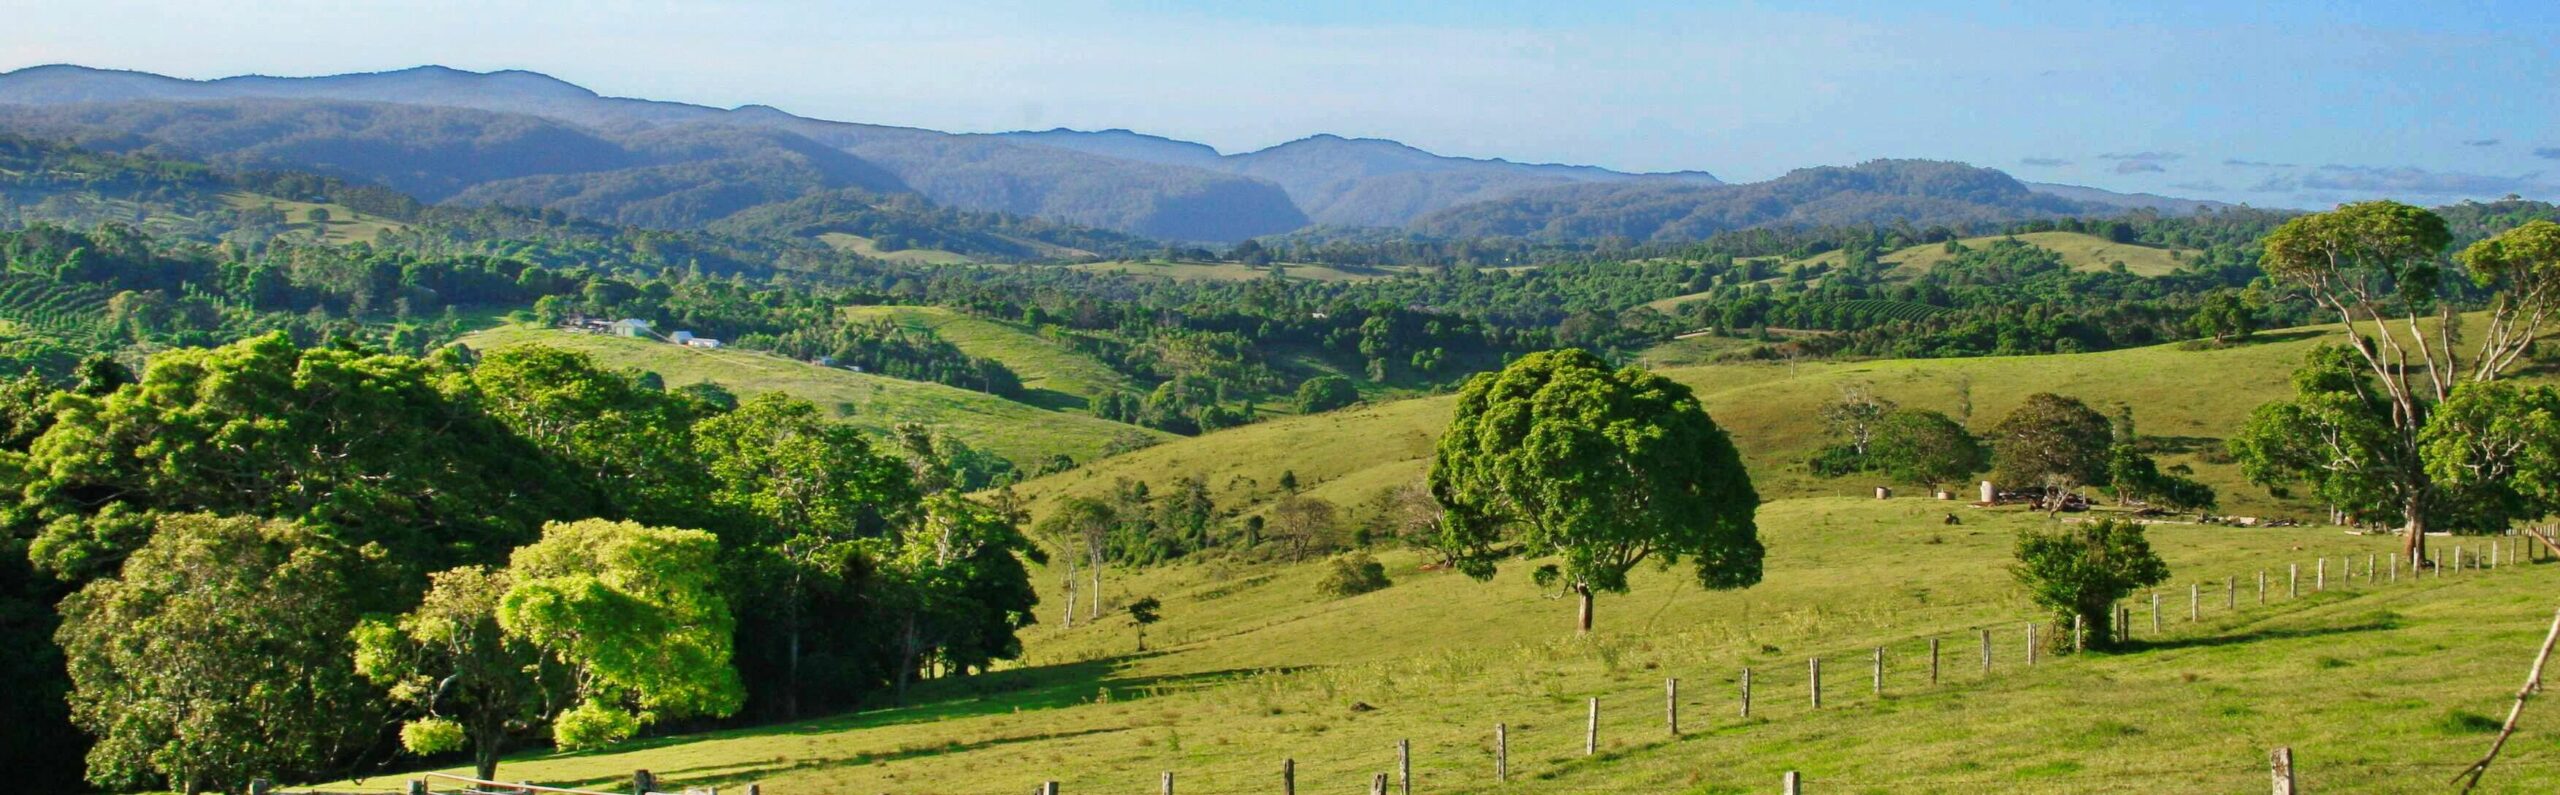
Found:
0,335 -> 1041,791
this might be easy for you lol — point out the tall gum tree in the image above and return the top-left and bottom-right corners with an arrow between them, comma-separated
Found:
2241,207 -> 2560,562
1428,349 -> 1761,634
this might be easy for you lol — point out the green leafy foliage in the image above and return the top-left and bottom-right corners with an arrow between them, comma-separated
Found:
351,565 -> 554,781
1429,349 -> 1760,632
497,518 -> 745,749
55,514 -> 385,792
1988,393 -> 2114,508
2009,517 -> 2170,652
1316,552 -> 1393,598
1294,374 -> 1360,414
1868,408 -> 1989,489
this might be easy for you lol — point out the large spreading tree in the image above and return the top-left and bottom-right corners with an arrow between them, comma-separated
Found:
2233,208 -> 2560,561
1429,349 -> 1761,634
1869,408 -> 1989,491
1989,393 -> 2115,511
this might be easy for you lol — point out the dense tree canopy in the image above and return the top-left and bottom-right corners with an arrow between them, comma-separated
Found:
1429,349 -> 1760,634
1989,393 -> 2115,510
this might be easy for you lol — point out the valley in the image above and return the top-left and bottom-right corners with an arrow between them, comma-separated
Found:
0,19 -> 2552,793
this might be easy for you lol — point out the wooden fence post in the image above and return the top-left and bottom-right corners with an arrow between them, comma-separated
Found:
2317,557 -> 2326,591
635,770 -> 656,795
1930,638 -> 1941,685
2493,539 -> 2501,569
1809,657 -> 1822,708
1784,770 -> 1803,795
1587,696 -> 1599,755
2027,624 -> 2039,665
748,785 -> 762,795
1162,771 -> 1174,795
2151,591 -> 2161,633
2391,552 -> 2399,582
1496,724 -> 1508,783
1666,678 -> 1679,735
1741,667 -> 1753,717
2190,583 -> 2200,621
2228,576 -> 2237,609
1980,628 -> 1992,674
1371,772 -> 1389,795
2369,553 -> 2377,583
1284,758 -> 1296,795
407,780 -> 427,795
2270,746 -> 2295,794
1398,738 -> 1411,795
2073,613 -> 2085,652
1038,782 -> 1059,795
2289,564 -> 2299,598
1874,646 -> 1886,694
2259,569 -> 2268,603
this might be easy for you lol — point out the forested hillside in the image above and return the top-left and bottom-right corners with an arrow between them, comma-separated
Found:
0,66 -> 2244,244
0,65 -> 1312,241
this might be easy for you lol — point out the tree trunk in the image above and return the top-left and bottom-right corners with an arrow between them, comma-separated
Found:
1090,556 -> 1104,622
1576,585 -> 1595,635
895,614 -> 919,705
2405,499 -> 2430,568
473,716 -> 506,782
785,619 -> 802,719
1059,558 -> 1077,629
475,738 -> 501,783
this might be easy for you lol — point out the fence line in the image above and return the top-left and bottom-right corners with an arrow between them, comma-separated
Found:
1015,540 -> 2539,793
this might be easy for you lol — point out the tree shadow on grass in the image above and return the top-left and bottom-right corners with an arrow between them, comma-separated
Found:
619,725 -> 1136,789
515,654 -> 1307,772
2121,616 -> 2403,653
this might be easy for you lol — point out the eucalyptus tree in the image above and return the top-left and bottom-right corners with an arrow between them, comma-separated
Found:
2235,209 -> 2560,560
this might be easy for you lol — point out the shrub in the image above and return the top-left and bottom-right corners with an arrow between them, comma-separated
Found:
1317,553 -> 1392,597
2011,517 -> 2169,652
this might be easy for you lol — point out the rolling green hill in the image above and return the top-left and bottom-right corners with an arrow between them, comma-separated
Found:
815,232 -> 975,265
837,305 -> 1136,409
217,190 -> 410,244
1009,322 -> 2368,529
1072,259 -> 1418,283
459,324 -> 1163,466
1643,231 -> 2201,314
328,313 -> 2560,794
342,491 -> 2557,793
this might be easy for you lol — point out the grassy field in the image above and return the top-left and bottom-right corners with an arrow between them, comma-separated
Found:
1644,231 -> 2200,313
1007,322 -> 2373,532
838,305 -> 1135,410
458,324 -> 1162,466
218,191 -> 408,244
349,492 -> 2560,793
324,314 -> 2560,795
1073,259 -> 1417,283
816,233 -> 977,266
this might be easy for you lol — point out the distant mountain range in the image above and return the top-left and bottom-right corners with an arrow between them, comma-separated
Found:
0,64 -> 2230,243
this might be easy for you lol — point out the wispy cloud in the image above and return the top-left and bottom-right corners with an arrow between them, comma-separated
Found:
2019,157 -> 2070,167
2464,138 -> 2502,147
2114,160 -> 2167,174
2100,151 -> 2183,162
2225,159 -> 2297,168
2537,148 -> 2560,160
2250,164 -> 2548,198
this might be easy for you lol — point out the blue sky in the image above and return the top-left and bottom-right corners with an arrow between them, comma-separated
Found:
2,0 -> 2554,208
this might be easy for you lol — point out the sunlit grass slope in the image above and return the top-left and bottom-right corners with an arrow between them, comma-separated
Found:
459,324 -> 1161,466
1012,322 -> 2370,527
1644,231 -> 2200,313
838,305 -> 1136,410
362,493 -> 2560,794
